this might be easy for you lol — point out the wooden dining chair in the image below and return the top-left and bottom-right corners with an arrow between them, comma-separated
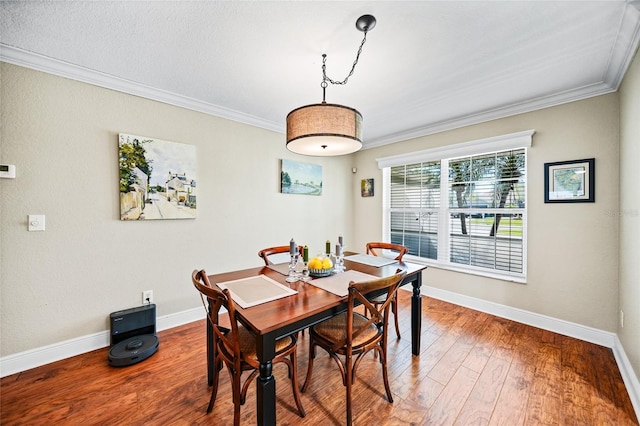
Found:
191,269 -> 306,425
258,245 -> 291,265
301,270 -> 407,426
365,242 -> 408,339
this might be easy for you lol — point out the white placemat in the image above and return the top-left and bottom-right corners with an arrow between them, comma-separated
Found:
308,270 -> 378,297
216,274 -> 297,308
266,262 -> 290,276
344,253 -> 398,267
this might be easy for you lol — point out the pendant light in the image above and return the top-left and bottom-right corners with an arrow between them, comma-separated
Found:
286,15 -> 376,156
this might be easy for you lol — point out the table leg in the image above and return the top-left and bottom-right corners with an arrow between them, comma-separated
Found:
256,335 -> 277,426
411,275 -> 422,356
257,361 -> 276,425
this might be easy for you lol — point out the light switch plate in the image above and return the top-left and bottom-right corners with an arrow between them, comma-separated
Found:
28,215 -> 45,231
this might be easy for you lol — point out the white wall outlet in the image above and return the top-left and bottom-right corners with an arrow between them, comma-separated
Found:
620,310 -> 624,328
28,215 -> 45,231
142,290 -> 153,305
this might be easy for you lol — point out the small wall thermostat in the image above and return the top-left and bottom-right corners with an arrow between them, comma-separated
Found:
0,164 -> 16,179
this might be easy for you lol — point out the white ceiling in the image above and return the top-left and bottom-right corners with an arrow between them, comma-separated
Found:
1,1 -> 639,149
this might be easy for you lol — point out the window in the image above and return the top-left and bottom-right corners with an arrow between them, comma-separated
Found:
389,161 -> 440,260
379,130 -> 533,281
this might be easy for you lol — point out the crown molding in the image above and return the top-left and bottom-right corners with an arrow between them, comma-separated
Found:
364,2 -> 640,149
363,81 -> 616,149
2,0 -> 639,150
604,1 -> 640,88
4,41 -> 613,150
0,44 -> 283,134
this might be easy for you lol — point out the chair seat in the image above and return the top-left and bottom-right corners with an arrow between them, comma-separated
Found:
223,326 -> 295,363
311,312 -> 379,348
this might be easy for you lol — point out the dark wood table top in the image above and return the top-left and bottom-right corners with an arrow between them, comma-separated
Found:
206,255 -> 427,336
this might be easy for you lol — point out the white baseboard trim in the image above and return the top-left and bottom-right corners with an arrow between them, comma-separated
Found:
0,330 -> 110,378
421,286 -> 616,346
156,306 -> 206,332
2,290 -> 638,420
613,335 -> 640,418
421,285 -> 639,420
0,307 -> 205,378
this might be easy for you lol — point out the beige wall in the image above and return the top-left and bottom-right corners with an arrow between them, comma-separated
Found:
0,63 -> 354,356
619,47 -> 640,381
1,55 -> 637,387
353,94 -> 620,332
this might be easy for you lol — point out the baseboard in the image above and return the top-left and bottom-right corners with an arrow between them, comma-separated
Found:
613,335 -> 640,419
421,285 -> 639,420
420,286 -> 617,347
0,307 -> 205,378
0,330 -> 111,378
2,290 -> 639,421
155,306 -> 206,333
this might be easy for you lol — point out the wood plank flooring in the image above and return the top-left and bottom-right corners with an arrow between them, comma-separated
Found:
2,291 -> 638,425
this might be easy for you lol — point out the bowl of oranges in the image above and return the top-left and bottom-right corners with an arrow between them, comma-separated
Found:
307,255 -> 334,277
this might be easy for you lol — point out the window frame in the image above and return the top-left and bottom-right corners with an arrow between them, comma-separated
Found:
379,130 -> 534,283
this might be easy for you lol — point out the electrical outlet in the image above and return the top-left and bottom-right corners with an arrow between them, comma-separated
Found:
620,310 -> 624,328
142,290 -> 153,305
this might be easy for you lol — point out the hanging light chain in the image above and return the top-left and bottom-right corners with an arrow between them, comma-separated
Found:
322,29 -> 369,88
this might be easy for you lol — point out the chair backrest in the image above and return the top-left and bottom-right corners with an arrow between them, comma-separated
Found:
340,270 -> 407,352
191,269 -> 242,367
258,246 -> 291,265
365,242 -> 408,261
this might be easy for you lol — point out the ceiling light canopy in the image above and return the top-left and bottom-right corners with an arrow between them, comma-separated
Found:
286,14 -> 376,156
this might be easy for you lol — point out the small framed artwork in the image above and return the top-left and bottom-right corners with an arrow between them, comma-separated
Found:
281,159 -> 322,195
544,158 -> 595,203
361,178 -> 374,197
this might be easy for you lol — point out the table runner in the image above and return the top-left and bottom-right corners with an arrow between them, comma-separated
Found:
308,270 -> 378,297
266,262 -> 290,276
344,253 -> 398,267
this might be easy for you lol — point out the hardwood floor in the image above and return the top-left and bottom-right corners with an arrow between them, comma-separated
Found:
2,291 -> 638,425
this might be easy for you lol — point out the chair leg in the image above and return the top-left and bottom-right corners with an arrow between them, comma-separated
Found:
301,339 -> 316,392
206,356 -> 224,413
379,347 -> 394,403
233,402 -> 241,426
345,352 -> 353,426
289,351 -> 306,417
392,296 -> 401,339
231,367 -> 243,426
206,377 -> 219,413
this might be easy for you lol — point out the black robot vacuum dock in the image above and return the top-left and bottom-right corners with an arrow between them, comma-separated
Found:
108,304 -> 159,367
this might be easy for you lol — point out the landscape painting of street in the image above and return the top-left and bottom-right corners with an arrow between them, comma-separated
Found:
281,159 -> 322,195
119,133 -> 197,220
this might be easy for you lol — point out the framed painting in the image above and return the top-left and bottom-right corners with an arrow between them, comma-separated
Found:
119,133 -> 197,220
361,178 -> 374,197
544,158 -> 594,203
281,159 -> 322,195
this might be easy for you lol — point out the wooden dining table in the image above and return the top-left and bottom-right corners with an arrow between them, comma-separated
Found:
204,253 -> 428,426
